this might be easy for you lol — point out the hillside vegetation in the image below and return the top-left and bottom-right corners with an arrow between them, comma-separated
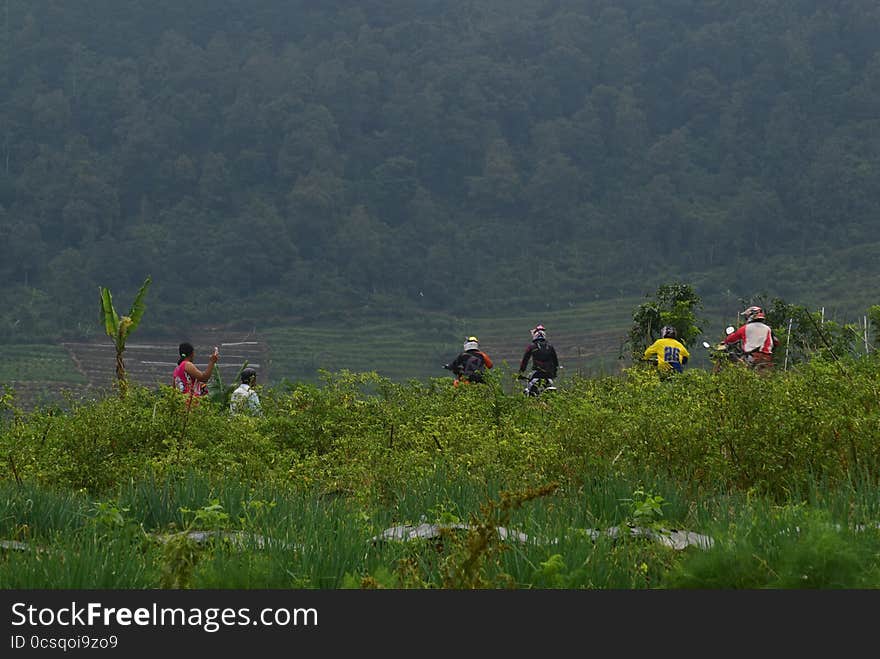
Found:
1,0 -> 879,343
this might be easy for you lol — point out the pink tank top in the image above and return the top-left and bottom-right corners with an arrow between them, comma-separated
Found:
173,361 -> 199,394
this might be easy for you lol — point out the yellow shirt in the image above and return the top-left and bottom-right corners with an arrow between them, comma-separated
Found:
643,338 -> 690,373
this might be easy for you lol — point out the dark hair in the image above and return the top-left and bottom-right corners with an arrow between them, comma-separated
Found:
240,367 -> 257,384
178,342 -> 194,365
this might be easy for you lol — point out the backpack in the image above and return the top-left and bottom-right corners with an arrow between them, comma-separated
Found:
460,351 -> 486,382
531,340 -> 556,373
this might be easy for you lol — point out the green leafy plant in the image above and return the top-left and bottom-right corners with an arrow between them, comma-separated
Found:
532,553 -> 571,588
98,275 -> 152,396
88,500 -> 130,530
206,361 -> 250,409
159,500 -> 230,589
428,501 -> 462,524
180,499 -> 231,530
759,296 -> 864,367
623,488 -> 667,528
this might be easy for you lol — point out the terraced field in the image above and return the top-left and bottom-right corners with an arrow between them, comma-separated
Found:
0,345 -> 88,383
2,333 -> 268,410
63,333 -> 269,390
3,297 -> 699,407
0,345 -> 92,410
263,299 -> 639,384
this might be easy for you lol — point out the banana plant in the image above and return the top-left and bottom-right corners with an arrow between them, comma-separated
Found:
99,275 -> 152,396
207,360 -> 249,409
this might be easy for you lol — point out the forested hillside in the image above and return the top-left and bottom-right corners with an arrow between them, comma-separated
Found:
1,0 -> 878,342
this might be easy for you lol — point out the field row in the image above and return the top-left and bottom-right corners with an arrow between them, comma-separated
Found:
1,295 -> 721,407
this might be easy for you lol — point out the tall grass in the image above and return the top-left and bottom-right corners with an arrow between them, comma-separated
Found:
2,467 -> 879,589
663,503 -> 880,589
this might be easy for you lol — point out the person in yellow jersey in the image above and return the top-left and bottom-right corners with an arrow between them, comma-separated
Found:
643,325 -> 689,374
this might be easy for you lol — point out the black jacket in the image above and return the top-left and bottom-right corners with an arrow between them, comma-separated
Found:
448,349 -> 493,382
519,339 -> 559,377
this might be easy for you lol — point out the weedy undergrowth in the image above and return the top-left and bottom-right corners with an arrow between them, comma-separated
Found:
158,499 -> 230,589
438,482 -> 559,589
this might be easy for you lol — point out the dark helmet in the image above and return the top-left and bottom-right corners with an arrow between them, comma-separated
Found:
240,367 -> 258,384
660,325 -> 677,339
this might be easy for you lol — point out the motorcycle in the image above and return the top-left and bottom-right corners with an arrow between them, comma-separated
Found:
517,370 -> 558,397
442,362 -> 465,387
702,326 -> 750,373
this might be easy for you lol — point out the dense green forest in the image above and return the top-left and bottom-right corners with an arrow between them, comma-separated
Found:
1,0 -> 878,342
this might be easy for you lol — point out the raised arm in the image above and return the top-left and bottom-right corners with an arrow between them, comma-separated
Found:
184,350 -> 219,382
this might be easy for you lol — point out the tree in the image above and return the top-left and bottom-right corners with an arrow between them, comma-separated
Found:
627,283 -> 704,362
758,296 -> 864,367
98,275 -> 151,396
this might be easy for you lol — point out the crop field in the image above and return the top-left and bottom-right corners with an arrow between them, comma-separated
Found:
2,352 -> 879,589
263,298 -> 641,384
4,471 -> 879,589
0,345 -> 91,409
0,345 -> 86,384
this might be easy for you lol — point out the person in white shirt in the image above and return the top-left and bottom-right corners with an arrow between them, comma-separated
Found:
230,367 -> 262,415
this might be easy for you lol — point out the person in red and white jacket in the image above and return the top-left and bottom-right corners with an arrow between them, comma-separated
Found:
724,306 -> 779,370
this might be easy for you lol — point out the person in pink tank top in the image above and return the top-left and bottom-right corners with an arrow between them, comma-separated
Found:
172,342 -> 219,403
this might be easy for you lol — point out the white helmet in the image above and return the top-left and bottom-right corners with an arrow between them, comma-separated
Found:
463,336 -> 479,351
741,306 -> 765,322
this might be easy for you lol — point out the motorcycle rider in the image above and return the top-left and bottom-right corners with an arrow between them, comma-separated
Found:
518,324 -> 560,395
444,336 -> 494,386
643,325 -> 689,374
723,306 -> 779,371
